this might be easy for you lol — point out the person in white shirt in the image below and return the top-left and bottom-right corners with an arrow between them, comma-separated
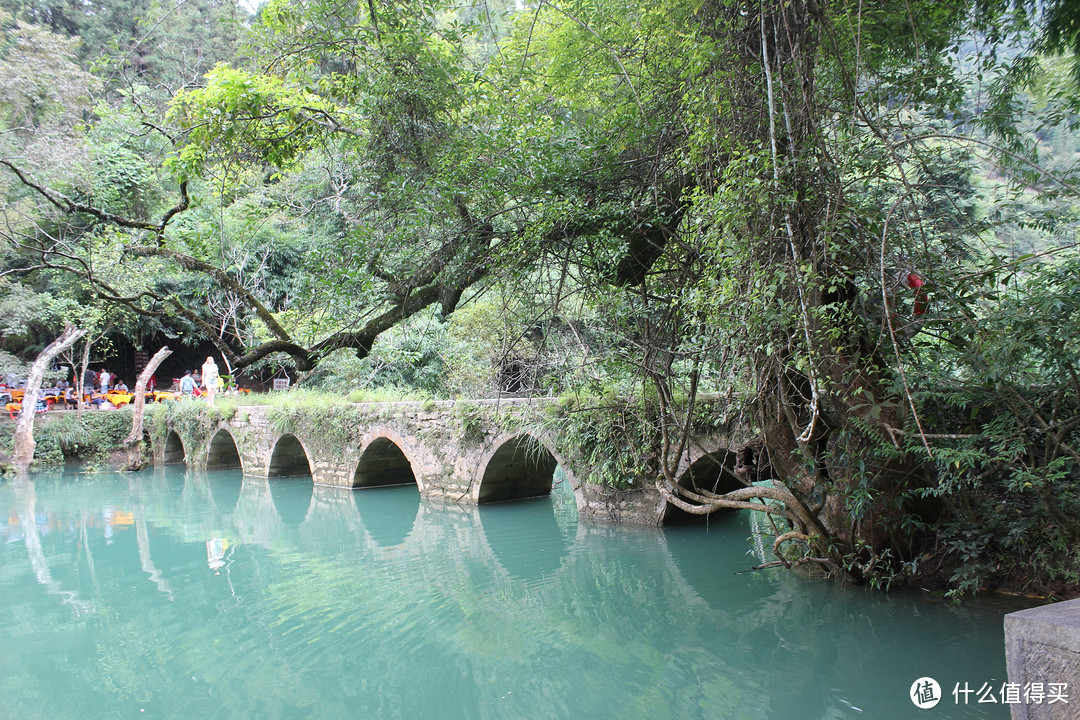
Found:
201,357 -> 220,408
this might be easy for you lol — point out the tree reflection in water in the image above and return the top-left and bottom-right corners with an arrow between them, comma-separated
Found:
0,470 -> 1018,720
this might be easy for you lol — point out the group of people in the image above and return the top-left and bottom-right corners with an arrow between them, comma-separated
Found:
1,371 -> 130,412
66,369 -> 131,409
3,356 -> 230,414
72,356 -> 224,407
78,368 -> 130,395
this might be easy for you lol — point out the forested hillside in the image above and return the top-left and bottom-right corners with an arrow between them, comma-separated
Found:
1,0 -> 1079,596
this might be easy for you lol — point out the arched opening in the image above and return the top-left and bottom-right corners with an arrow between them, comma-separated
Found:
163,431 -> 185,465
268,434 -> 312,478
478,435 -> 558,503
663,450 -> 744,525
206,430 -> 242,470
353,437 -> 417,488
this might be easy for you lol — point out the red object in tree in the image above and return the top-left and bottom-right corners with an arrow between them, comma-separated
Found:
907,272 -> 929,315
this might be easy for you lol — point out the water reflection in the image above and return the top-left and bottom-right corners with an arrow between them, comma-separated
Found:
0,469 -> 1020,720
145,463 -> 186,495
234,475 -> 284,547
479,497 -> 570,587
5,478 -> 94,617
269,477 -> 314,526
206,470 -> 243,511
664,511 -> 773,612
354,484 -> 420,548
133,502 -> 174,599
298,485 -> 365,554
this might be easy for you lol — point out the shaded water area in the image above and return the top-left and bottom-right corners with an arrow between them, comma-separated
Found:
1,467 -> 1022,719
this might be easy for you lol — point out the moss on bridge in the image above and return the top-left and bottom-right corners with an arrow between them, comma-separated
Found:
4,390 -> 738,528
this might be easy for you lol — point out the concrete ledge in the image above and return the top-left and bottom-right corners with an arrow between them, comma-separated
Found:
1005,598 -> 1080,719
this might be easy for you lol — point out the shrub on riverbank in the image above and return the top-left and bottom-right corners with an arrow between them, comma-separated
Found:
0,409 -> 135,471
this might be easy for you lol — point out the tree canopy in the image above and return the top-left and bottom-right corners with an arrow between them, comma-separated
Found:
2,0 -> 1080,594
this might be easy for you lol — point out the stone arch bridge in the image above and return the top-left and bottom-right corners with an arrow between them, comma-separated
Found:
150,397 -> 746,525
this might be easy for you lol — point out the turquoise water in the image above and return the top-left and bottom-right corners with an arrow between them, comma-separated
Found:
1,467 -> 1021,719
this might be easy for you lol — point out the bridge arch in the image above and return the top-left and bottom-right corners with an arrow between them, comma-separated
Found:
268,433 -> 314,478
663,445 -> 745,525
162,430 -> 185,465
353,435 -> 418,489
206,428 -> 243,472
475,433 -> 562,504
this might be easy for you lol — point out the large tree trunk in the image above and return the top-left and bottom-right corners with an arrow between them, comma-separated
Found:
13,324 -> 87,475
76,338 -> 91,415
651,1 -> 938,583
124,346 -> 172,471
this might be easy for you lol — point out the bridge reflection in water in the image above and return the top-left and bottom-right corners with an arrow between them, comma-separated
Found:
1,466 -> 1019,720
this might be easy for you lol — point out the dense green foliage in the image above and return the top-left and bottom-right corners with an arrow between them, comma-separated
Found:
0,408 -> 139,467
1,0 -> 1079,595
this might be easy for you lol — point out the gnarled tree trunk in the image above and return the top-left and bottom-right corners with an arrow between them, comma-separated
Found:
124,346 -> 172,471
14,324 -> 87,475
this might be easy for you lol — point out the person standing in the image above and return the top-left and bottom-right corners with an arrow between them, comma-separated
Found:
201,357 -> 220,408
99,368 -> 111,394
179,370 -> 196,398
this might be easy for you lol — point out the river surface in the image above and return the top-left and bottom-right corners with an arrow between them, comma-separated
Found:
1,467 -> 1024,719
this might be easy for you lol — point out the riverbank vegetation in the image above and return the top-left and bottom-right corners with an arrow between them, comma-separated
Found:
1,0 -> 1079,596
0,409 -> 138,469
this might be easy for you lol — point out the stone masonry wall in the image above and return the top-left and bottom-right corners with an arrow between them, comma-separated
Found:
153,397 -> 736,526
1004,599 -> 1080,720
